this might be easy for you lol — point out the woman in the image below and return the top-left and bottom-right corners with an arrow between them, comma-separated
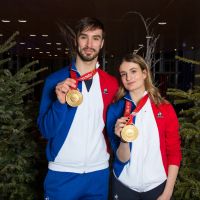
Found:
107,54 -> 181,200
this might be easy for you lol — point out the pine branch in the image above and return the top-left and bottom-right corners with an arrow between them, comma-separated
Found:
167,87 -> 200,199
175,55 -> 200,65
0,58 -> 11,68
0,33 -> 47,199
0,32 -> 19,54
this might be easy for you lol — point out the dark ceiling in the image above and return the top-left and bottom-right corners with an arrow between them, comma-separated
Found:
0,0 -> 200,59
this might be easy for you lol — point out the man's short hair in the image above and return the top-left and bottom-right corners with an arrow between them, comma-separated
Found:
75,17 -> 105,39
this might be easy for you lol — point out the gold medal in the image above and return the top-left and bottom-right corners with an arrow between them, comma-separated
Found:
121,124 -> 138,142
66,89 -> 83,107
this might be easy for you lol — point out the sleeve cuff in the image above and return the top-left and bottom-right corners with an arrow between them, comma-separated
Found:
168,158 -> 182,167
115,154 -> 130,166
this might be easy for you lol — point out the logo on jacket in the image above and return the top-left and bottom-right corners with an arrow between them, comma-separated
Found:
157,111 -> 163,118
103,88 -> 108,94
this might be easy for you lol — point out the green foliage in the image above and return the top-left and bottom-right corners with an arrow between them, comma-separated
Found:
0,33 -> 46,199
167,87 -> 200,200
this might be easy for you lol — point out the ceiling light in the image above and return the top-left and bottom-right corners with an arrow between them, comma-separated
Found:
46,52 -> 50,54
30,34 -> 37,37
57,48 -> 62,50
27,48 -> 32,50
138,44 -> 144,47
1,19 -> 11,23
182,42 -> 187,47
39,52 -> 43,54
42,34 -> 48,37
54,54 -> 58,57
0,34 -> 3,37
18,19 -> 27,23
56,43 -> 62,45
46,43 -> 51,45
35,47 -> 40,50
19,42 -> 26,45
158,22 -> 167,25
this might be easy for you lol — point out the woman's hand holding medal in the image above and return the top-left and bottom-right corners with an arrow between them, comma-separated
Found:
55,78 -> 76,104
115,117 -> 129,140
115,94 -> 149,143
115,116 -> 138,143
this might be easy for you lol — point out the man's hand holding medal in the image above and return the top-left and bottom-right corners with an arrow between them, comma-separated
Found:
55,78 -> 77,104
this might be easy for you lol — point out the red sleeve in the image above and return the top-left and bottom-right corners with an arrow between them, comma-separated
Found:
165,104 -> 182,167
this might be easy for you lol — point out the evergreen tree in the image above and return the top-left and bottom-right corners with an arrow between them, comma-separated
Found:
167,86 -> 200,200
0,33 -> 46,199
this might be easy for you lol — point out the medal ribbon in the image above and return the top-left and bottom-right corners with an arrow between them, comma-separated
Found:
70,68 -> 98,89
124,94 -> 149,125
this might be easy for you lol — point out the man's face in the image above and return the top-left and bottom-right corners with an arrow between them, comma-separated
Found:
76,28 -> 104,61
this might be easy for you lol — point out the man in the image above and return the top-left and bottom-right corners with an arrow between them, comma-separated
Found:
37,17 -> 118,200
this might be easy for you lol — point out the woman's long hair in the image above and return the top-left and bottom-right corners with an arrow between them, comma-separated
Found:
115,53 -> 165,106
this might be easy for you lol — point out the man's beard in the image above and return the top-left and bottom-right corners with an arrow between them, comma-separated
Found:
77,47 -> 99,61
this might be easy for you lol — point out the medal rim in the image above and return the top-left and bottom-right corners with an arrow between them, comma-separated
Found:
121,124 -> 138,142
66,89 -> 83,107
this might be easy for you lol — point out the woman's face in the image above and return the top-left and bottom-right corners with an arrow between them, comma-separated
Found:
119,61 -> 147,93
